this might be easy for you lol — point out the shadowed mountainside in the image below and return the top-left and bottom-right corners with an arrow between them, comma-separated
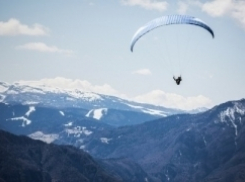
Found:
83,99 -> 245,182
0,129 -> 120,182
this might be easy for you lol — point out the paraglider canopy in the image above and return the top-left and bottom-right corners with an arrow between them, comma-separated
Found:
130,15 -> 215,86
130,15 -> 214,52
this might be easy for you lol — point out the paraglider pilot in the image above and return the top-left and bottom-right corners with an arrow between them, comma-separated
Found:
173,76 -> 182,85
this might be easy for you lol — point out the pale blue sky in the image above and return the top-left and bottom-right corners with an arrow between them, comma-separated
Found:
1,0 -> 245,110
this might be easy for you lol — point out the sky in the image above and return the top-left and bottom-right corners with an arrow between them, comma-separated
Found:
1,0 -> 245,110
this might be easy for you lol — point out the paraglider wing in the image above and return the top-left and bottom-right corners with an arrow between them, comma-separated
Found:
130,15 -> 214,52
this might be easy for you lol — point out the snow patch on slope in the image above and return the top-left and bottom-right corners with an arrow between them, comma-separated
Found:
59,111 -> 65,116
29,131 -> 59,143
126,103 -> 167,116
64,122 -> 72,127
100,137 -> 112,144
23,101 -> 39,105
142,108 -> 167,117
126,103 -> 143,109
86,108 -> 108,120
8,116 -> 32,127
65,126 -> 93,137
25,106 -> 35,117
0,94 -> 6,102
217,102 -> 245,136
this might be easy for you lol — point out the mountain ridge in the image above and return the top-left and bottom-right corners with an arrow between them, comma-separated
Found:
0,81 -> 190,116
0,129 -> 121,182
82,98 -> 245,181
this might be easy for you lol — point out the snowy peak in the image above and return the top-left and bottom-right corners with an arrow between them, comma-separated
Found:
0,81 -> 184,118
1,81 -> 103,102
212,99 -> 245,123
0,82 -> 10,92
213,100 -> 245,137
218,102 -> 245,123
0,82 -> 9,102
67,90 -> 103,101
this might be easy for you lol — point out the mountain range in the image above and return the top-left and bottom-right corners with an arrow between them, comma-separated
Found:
0,81 -> 186,126
0,81 -> 245,181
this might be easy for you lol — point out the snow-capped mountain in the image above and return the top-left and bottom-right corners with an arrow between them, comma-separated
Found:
1,87 -> 245,181
0,81 -> 185,125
